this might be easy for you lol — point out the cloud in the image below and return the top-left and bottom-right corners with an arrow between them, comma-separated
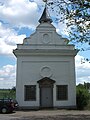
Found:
0,0 -> 45,56
75,55 -> 90,85
0,0 -> 40,28
0,0 -> 90,89
0,0 -> 69,56
0,64 -> 16,89
0,22 -> 26,55
34,0 -> 44,5
54,20 -> 69,38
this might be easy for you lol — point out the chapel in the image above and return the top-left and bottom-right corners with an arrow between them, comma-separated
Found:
13,2 -> 78,109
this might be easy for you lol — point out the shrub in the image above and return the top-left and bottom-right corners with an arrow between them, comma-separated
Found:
76,85 -> 90,110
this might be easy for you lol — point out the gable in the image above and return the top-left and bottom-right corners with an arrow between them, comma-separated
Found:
23,22 -> 68,45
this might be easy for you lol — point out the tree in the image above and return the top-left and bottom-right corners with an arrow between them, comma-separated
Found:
84,82 -> 90,89
47,0 -> 90,48
9,87 -> 16,99
11,86 -> 16,91
76,84 -> 90,110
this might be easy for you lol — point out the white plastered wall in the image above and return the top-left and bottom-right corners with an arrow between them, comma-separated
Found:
16,55 -> 76,107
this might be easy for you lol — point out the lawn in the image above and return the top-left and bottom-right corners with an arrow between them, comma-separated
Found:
0,89 -> 16,99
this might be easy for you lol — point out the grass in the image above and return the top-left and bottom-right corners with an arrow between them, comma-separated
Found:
0,89 -> 16,99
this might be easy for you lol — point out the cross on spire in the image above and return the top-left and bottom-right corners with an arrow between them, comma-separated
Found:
43,0 -> 47,3
39,0 -> 52,23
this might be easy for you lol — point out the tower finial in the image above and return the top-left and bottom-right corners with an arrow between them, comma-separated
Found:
43,0 -> 47,3
39,0 -> 52,23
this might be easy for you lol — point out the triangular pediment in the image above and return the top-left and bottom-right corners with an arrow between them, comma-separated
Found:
37,77 -> 55,83
37,77 -> 55,87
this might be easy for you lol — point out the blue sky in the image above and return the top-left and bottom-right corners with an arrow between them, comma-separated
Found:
0,0 -> 90,89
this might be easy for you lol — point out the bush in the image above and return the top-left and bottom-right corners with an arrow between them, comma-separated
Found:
76,85 -> 90,110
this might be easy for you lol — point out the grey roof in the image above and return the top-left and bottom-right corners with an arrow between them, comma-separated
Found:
39,7 -> 52,23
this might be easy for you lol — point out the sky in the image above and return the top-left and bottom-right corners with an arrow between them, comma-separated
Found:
0,0 -> 90,89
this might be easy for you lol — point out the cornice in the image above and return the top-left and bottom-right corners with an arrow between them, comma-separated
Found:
13,49 -> 79,57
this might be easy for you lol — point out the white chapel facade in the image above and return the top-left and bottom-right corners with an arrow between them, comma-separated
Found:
13,6 -> 78,109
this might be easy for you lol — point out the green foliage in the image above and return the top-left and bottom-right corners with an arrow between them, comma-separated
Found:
76,84 -> 90,110
85,100 -> 90,110
0,87 -> 16,100
84,82 -> 90,89
47,0 -> 90,46
0,89 -> 10,99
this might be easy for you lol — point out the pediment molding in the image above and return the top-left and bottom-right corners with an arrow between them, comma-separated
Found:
37,77 -> 55,88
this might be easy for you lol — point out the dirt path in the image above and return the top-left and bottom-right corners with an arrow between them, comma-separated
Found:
11,115 -> 90,120
1,110 -> 90,120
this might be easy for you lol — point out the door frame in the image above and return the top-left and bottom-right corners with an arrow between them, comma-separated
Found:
37,77 -> 55,108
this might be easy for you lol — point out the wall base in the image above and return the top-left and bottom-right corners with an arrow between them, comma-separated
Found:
18,106 -> 77,110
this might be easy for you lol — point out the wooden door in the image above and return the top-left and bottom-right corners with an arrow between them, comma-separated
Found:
40,87 -> 53,108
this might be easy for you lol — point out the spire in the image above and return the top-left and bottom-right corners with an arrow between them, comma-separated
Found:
39,1 -> 52,23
